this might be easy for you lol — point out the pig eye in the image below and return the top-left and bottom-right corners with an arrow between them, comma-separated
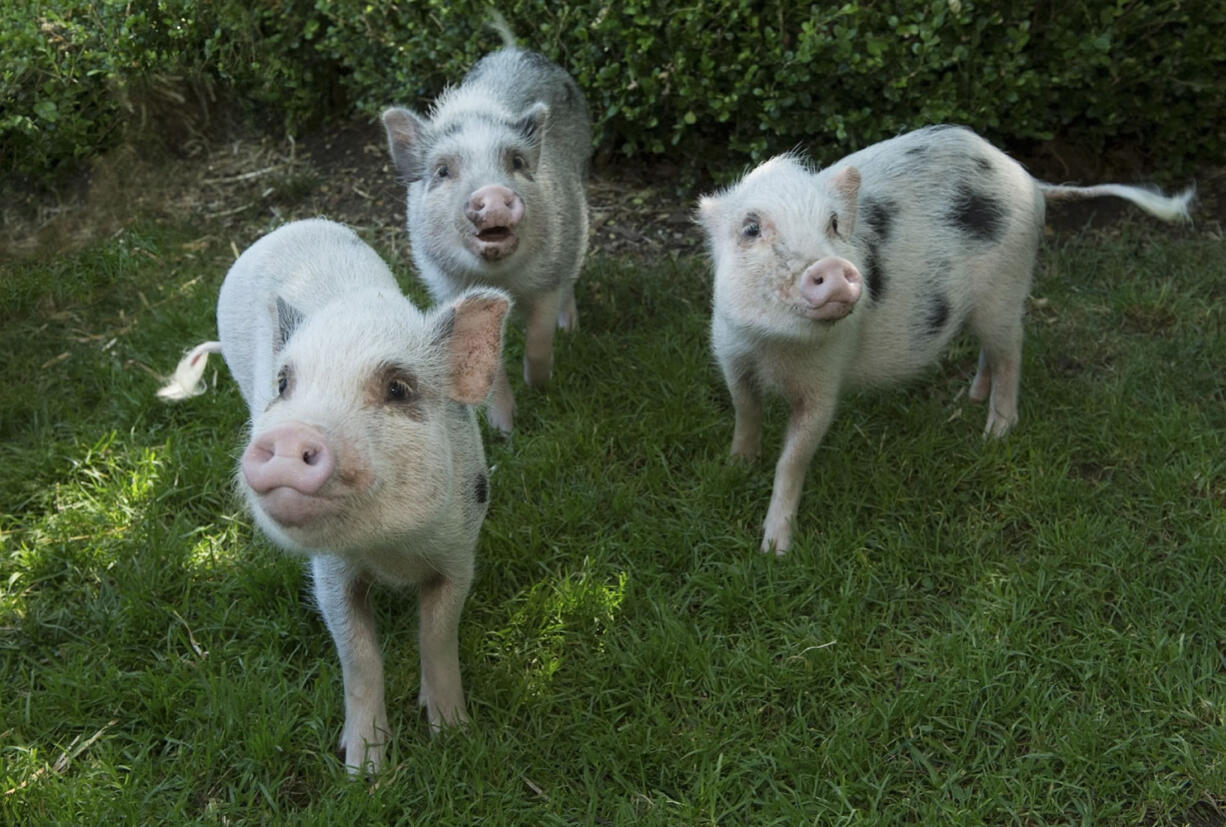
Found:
740,218 -> 761,240
511,154 -> 528,172
386,378 -> 416,404
276,367 -> 290,397
435,163 -> 450,180
828,213 -> 841,237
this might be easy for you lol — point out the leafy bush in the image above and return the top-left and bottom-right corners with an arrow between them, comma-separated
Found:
3,0 -> 1223,186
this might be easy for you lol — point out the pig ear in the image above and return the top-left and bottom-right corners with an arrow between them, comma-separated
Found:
275,296 -> 305,354
831,166 -> 861,236
513,102 -> 550,145
694,194 -> 723,237
435,289 -> 512,405
382,107 -> 429,182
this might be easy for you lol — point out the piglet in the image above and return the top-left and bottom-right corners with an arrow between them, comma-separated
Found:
159,218 -> 511,773
382,18 -> 591,434
698,125 -> 1193,554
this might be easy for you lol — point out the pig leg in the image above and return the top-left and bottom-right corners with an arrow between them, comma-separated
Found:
524,287 -> 563,388
762,393 -> 840,555
722,360 -> 764,463
968,349 -> 992,403
966,302 -> 1024,441
312,555 -> 388,774
557,280 -> 579,332
487,359 -> 515,436
417,571 -> 473,731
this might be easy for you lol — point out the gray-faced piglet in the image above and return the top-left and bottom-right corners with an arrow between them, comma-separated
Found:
382,20 -> 591,434
697,125 -> 1193,554
159,218 -> 511,773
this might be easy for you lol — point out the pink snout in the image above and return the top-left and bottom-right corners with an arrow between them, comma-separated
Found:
465,185 -> 524,230
464,185 -> 524,261
242,422 -> 334,498
797,256 -> 863,320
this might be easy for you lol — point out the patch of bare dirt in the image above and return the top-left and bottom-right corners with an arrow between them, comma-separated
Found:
2,116 -> 1222,265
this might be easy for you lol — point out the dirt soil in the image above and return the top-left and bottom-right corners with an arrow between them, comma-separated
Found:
2,116 -> 1222,264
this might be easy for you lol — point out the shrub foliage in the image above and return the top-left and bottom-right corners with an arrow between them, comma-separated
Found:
4,0 -> 1223,184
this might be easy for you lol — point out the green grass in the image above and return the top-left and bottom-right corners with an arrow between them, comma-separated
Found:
1,217 -> 1223,824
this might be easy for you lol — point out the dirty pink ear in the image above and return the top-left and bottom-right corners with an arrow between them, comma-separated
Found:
831,166 -> 861,236
381,107 -> 428,182
441,289 -> 512,405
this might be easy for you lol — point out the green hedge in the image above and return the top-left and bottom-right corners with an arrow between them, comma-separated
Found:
4,0 -> 1223,186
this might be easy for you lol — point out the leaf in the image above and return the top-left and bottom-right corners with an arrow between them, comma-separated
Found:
34,98 -> 58,123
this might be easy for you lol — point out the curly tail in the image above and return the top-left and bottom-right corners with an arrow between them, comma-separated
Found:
1039,181 -> 1194,223
157,341 -> 222,400
488,10 -> 517,49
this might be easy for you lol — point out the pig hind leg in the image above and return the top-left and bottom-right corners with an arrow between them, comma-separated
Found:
967,261 -> 1032,438
557,280 -> 579,332
524,287 -> 564,388
487,359 -> 515,436
417,572 -> 473,731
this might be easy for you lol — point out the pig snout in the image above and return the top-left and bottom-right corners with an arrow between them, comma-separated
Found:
797,257 -> 862,320
242,423 -> 338,526
464,185 -> 523,261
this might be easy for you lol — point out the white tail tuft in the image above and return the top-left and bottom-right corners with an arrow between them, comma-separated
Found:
1039,181 -> 1194,223
157,341 -> 222,401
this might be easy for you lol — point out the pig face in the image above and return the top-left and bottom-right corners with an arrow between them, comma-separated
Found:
239,289 -> 509,554
699,156 -> 865,341
384,102 -> 550,274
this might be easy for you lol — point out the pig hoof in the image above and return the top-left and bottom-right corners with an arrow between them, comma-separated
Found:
760,527 -> 791,555
523,359 -> 553,389
730,444 -> 761,464
486,404 -> 514,437
982,411 -> 1017,439
340,736 -> 385,776
424,703 -> 470,734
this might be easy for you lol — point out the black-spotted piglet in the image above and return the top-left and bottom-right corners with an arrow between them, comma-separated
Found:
159,218 -> 511,773
698,125 -> 1192,554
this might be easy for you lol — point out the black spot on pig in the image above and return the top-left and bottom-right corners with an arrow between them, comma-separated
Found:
863,242 -> 887,302
946,184 -> 1007,242
861,197 -> 897,243
275,297 -> 304,354
473,472 -> 489,505
923,293 -> 951,337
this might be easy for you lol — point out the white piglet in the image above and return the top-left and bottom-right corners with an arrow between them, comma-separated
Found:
381,22 -> 591,434
159,218 -> 511,773
698,125 -> 1193,554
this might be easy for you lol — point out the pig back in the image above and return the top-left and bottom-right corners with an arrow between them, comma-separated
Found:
216,219 -> 401,411
833,127 -> 1045,385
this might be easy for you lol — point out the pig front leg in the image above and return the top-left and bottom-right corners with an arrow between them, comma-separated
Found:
762,393 -> 840,555
722,361 -> 764,463
523,287 -> 564,388
417,570 -> 473,731
312,555 -> 389,775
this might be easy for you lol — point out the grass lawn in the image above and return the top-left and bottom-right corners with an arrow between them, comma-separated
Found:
1,209 -> 1223,823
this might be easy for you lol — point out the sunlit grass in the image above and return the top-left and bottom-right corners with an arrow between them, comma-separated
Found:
1,216 -> 1223,823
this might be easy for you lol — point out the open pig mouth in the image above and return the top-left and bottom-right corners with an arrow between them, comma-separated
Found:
472,226 -> 519,260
